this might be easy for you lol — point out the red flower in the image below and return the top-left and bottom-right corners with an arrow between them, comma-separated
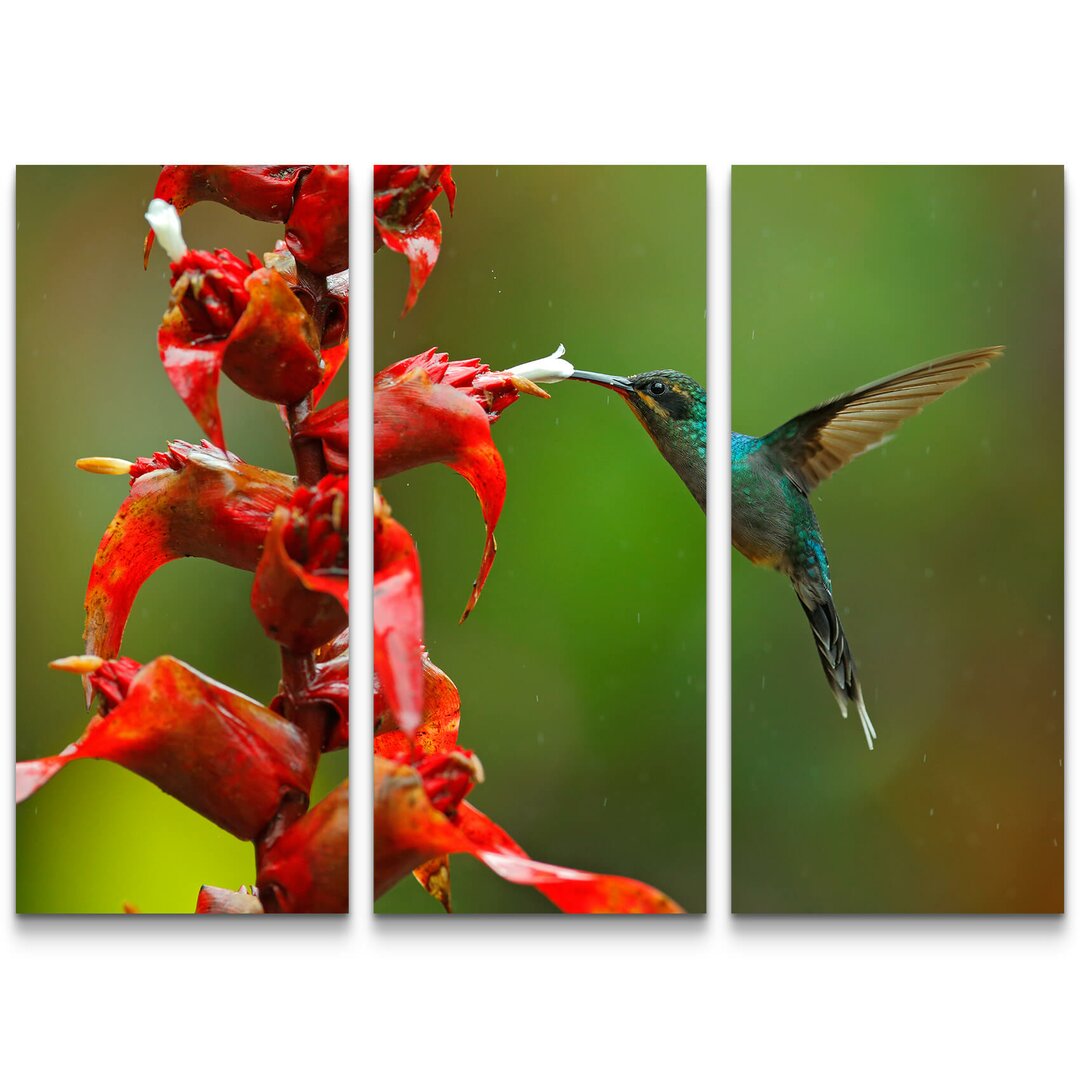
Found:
374,348 -> 552,619
17,656 -> 316,841
79,441 -> 294,681
374,165 -> 455,315
252,475 -> 349,653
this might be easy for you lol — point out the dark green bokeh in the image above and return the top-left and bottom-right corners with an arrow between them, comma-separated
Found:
16,166 -> 348,913
374,166 -> 706,913
732,166 -> 1063,913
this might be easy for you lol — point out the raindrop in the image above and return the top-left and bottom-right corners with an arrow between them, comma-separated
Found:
636,612 -> 641,624
603,797 -> 608,808
929,808 -> 935,817
537,732 -> 545,745
922,753 -> 927,764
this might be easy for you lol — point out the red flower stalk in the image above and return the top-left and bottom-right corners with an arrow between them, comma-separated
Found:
251,474 -> 349,653
17,656 -> 316,841
295,398 -> 348,473
373,165 -> 455,315
79,441 -> 294,682
272,629 -> 349,752
23,165 -> 350,913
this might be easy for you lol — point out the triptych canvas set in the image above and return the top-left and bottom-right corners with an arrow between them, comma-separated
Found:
14,164 -> 1063,916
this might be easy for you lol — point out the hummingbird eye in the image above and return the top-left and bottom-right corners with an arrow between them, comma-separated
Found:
649,379 -> 667,396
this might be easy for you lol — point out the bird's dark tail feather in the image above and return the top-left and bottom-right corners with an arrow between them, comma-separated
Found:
794,587 -> 876,750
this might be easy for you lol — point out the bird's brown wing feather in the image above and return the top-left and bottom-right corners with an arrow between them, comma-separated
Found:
762,347 -> 1003,491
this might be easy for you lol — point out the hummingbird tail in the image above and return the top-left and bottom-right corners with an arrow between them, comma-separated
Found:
794,586 -> 877,750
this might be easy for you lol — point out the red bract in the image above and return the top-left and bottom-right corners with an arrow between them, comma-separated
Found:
374,165 -> 455,315
195,885 -> 264,914
295,398 -> 348,473
373,756 -> 683,914
264,242 -> 349,352
17,656 -> 315,841
82,441 -> 294,680
257,781 -> 349,913
252,475 -> 349,653
313,340 -> 349,408
374,349 -> 548,619
374,653 -> 460,757
284,165 -> 349,276
373,491 -> 423,737
158,260 -> 324,448
145,165 -> 350,276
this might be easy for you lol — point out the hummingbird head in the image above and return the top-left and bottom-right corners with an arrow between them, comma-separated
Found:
569,368 -> 706,440
568,367 -> 707,510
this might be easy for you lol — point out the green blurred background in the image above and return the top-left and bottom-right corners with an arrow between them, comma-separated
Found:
732,166 -> 1063,913
16,166 -> 348,913
374,166 -> 706,912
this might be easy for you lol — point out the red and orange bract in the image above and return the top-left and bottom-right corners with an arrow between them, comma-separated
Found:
373,756 -> 683,914
158,259 -> 325,449
257,781 -> 349,914
374,349 -> 548,620
82,442 -> 294,682
17,656 -> 316,841
252,476 -> 349,653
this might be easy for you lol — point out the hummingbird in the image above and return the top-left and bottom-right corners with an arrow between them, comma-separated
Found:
568,369 -> 707,510
731,346 -> 1002,749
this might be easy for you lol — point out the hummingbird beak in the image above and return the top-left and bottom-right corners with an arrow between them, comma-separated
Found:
568,369 -> 633,393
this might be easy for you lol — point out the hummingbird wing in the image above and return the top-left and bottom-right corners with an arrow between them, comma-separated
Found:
762,346 -> 1003,491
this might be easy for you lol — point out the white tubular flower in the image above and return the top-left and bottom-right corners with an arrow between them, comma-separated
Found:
144,198 -> 188,262
508,343 -> 574,384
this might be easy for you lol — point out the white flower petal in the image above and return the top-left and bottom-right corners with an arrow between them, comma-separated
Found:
144,198 -> 188,262
508,344 -> 573,384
